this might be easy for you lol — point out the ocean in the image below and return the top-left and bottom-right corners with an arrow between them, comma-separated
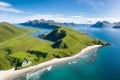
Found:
14,26 -> 120,80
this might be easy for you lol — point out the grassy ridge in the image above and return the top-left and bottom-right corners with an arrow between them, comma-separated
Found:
0,22 -> 38,43
44,27 -> 105,48
0,22 -> 26,42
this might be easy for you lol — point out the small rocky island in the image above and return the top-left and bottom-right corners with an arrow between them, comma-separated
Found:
104,42 -> 112,46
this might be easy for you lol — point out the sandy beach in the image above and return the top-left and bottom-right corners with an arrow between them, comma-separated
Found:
0,45 -> 102,80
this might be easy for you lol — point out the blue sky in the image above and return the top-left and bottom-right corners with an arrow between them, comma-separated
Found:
0,0 -> 120,23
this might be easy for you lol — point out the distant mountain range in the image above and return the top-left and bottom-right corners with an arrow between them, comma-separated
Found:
19,19 -> 91,29
20,19 -> 61,29
91,21 -> 120,29
20,19 -> 120,29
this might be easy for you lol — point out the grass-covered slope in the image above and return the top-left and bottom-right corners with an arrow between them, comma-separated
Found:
0,22 -> 26,42
0,35 -> 51,70
0,22 -> 39,70
44,27 -> 105,48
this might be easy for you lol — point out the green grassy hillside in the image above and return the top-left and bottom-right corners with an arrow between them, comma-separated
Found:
44,27 -> 105,48
0,22 -> 39,70
0,22 -> 26,42
0,35 -> 51,70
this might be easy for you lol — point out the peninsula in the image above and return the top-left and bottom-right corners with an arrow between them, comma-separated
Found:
0,22 -> 105,79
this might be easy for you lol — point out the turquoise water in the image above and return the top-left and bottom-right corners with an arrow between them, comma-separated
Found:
14,26 -> 120,80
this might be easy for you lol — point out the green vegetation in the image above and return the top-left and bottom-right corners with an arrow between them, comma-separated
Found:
0,22 -> 25,42
0,22 -> 37,42
0,23 -> 105,70
44,27 -> 105,48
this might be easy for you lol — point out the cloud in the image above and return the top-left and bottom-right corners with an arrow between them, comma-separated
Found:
0,1 -> 11,7
76,0 -> 105,11
86,0 -> 105,10
0,14 -> 120,24
28,14 -> 74,23
0,1 -> 23,13
27,14 -> 120,24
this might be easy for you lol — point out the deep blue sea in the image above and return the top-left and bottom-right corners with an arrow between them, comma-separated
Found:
14,26 -> 120,80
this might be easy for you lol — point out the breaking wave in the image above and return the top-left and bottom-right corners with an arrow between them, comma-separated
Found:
26,68 -> 46,80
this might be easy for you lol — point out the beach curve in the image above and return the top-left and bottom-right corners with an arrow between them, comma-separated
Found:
0,45 -> 102,80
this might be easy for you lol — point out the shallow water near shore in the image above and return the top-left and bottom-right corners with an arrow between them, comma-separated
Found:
14,26 -> 120,80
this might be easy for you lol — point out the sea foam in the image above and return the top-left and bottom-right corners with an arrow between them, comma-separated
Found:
26,68 -> 46,80
46,65 -> 53,71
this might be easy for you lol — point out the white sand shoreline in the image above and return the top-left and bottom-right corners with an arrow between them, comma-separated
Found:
0,45 -> 102,80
